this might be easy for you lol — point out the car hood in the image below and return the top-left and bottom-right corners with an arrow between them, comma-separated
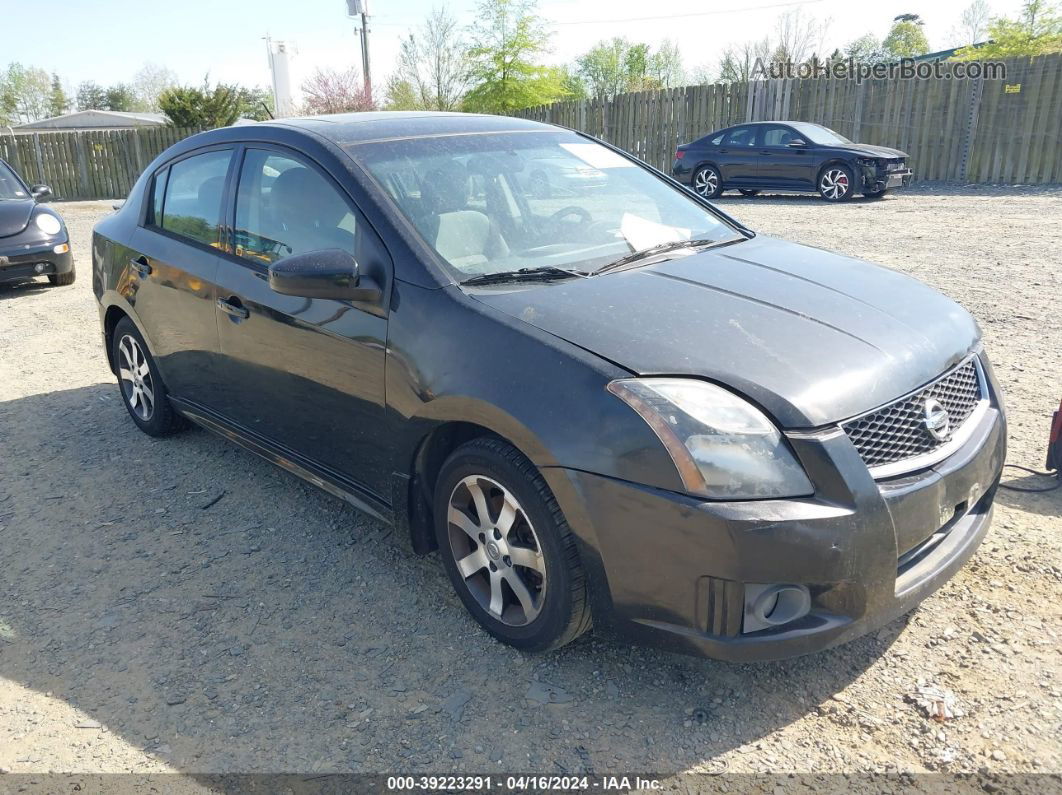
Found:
833,143 -> 908,159
471,236 -> 980,428
0,199 -> 35,238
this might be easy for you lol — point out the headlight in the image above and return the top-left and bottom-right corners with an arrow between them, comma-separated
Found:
34,213 -> 62,236
608,378 -> 814,500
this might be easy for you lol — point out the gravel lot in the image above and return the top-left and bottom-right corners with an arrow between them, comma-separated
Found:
1,188 -> 1060,783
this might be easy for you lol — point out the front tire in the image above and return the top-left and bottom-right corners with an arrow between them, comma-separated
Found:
111,317 -> 187,437
434,438 -> 591,652
738,189 -> 760,197
691,165 -> 723,199
48,264 -> 75,286
818,165 -> 855,201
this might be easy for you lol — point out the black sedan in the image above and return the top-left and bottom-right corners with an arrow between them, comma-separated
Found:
92,112 -> 1003,661
0,159 -> 74,286
672,121 -> 913,201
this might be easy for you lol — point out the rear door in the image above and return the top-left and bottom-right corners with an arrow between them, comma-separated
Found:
210,145 -> 392,499
716,126 -> 760,184
128,147 -> 233,405
755,124 -> 816,188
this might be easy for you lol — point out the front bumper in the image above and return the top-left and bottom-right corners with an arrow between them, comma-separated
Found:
0,238 -> 73,282
862,167 -> 914,193
543,381 -> 1005,662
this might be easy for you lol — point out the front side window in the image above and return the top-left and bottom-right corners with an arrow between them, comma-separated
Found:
723,127 -> 757,147
761,125 -> 797,147
234,149 -> 358,266
352,131 -> 741,280
160,149 -> 232,247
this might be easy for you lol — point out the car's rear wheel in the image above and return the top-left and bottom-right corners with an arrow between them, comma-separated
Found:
738,189 -> 760,197
48,265 -> 75,286
434,438 -> 591,652
692,165 -> 723,199
111,318 -> 187,437
818,165 -> 855,201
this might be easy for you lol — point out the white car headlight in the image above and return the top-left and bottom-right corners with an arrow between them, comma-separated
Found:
35,212 -> 62,237
608,378 -> 814,500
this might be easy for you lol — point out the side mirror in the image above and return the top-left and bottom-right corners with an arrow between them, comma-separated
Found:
787,139 -> 807,148
31,184 -> 52,201
268,248 -> 381,303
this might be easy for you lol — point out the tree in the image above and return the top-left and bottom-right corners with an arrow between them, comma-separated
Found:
300,67 -> 375,115
236,86 -> 275,120
159,82 -> 244,127
687,63 -> 714,85
76,81 -> 108,110
384,75 -> 423,110
772,8 -> 825,64
104,83 -> 137,112
953,0 -> 1062,58
1,63 -> 52,123
463,0 -> 566,113
718,42 -> 758,82
47,74 -> 69,117
844,33 -> 889,63
649,39 -> 685,88
959,0 -> 992,43
133,63 -> 178,112
393,7 -> 469,111
883,14 -> 930,57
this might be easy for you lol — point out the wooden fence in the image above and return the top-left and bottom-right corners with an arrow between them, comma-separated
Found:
0,127 -> 200,201
516,54 -> 1062,185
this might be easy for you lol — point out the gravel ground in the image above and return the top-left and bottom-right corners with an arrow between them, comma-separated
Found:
0,187 -> 1060,782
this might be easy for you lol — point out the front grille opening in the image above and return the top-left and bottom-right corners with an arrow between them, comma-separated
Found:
842,358 -> 984,472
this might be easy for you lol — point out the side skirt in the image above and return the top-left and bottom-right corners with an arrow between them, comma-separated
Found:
169,397 -> 394,526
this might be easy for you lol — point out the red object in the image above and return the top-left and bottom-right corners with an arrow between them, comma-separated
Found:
674,150 -> 685,159
1048,398 -> 1062,471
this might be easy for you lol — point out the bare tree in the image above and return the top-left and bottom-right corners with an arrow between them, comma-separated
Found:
393,7 -> 469,111
772,8 -> 826,64
718,41 -> 759,82
959,0 -> 992,43
133,63 -> 179,112
301,67 -> 375,115
649,39 -> 685,88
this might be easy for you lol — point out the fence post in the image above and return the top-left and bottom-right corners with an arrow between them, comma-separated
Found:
853,80 -> 865,141
74,132 -> 91,199
32,134 -> 46,184
960,75 -> 985,183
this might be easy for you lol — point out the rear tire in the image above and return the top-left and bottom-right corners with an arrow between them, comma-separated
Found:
818,165 -> 855,201
111,317 -> 187,437
434,437 -> 591,652
738,189 -> 760,197
691,165 -> 723,199
48,265 -> 75,286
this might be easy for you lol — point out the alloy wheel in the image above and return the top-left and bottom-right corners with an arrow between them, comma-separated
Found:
117,334 -> 155,421
693,167 -> 719,197
820,168 -> 850,199
446,474 -> 546,626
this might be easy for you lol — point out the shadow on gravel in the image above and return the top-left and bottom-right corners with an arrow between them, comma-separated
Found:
0,278 -> 54,300
994,476 -> 1062,516
0,383 -> 906,777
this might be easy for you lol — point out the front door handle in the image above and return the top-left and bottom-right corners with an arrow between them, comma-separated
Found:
130,256 -> 151,277
217,296 -> 250,320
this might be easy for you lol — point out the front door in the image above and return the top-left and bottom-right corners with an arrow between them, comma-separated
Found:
210,146 -> 392,500
127,147 -> 233,405
755,125 -> 816,188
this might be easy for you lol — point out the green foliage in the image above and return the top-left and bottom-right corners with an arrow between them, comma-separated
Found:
384,76 -> 423,110
47,74 -> 68,117
573,37 -> 685,99
393,7 -> 469,111
952,0 -> 1062,59
845,33 -> 889,64
104,83 -> 138,112
159,82 -> 243,128
463,0 -> 567,113
76,81 -> 108,111
883,18 -> 930,57
1,63 -> 52,123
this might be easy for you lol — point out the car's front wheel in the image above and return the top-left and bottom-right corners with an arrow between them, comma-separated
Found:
692,165 -> 723,199
48,264 -> 75,286
818,165 -> 855,201
111,317 -> 187,437
434,438 -> 591,652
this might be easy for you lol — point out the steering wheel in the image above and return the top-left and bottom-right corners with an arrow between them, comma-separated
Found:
549,206 -> 592,225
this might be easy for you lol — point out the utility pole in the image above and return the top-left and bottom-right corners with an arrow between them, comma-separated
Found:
346,0 -> 372,99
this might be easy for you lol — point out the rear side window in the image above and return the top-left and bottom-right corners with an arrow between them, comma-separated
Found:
159,149 -> 232,247
233,149 -> 358,266
723,127 -> 757,147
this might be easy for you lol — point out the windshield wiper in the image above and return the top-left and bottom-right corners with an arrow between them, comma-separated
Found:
461,266 -> 587,286
591,238 -> 722,276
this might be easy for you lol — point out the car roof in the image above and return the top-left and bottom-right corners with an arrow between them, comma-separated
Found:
257,111 -> 556,147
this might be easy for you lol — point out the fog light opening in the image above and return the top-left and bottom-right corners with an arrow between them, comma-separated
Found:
743,584 -> 811,633
34,262 -> 47,274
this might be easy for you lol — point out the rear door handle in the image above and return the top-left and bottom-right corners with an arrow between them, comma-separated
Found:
130,256 -> 151,276
217,296 -> 250,320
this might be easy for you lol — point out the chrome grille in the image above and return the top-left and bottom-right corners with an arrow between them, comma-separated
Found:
841,358 -> 984,472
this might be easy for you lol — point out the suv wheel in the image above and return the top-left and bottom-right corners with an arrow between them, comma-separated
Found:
818,165 -> 855,201
692,165 -> 723,199
434,438 -> 592,652
111,317 -> 187,436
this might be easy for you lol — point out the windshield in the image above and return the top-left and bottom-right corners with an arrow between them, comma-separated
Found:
0,161 -> 30,200
351,131 -> 742,281
789,123 -> 852,146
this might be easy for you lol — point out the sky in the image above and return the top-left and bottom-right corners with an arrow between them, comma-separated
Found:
2,0 -> 1028,105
